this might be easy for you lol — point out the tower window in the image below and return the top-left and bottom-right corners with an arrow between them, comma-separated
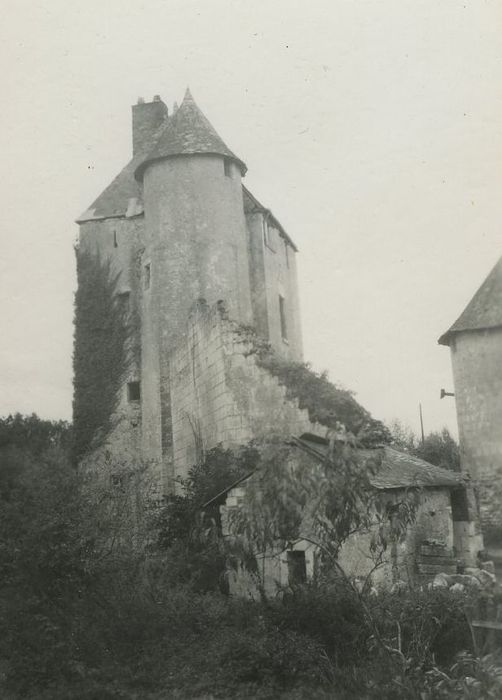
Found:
263,219 -> 269,247
113,230 -> 118,248
279,295 -> 288,341
118,291 -> 130,313
144,263 -> 151,289
285,240 -> 289,268
287,550 -> 307,585
127,381 -> 140,402
223,158 -> 231,177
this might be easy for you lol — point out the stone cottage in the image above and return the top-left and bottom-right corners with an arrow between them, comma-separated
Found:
214,433 -> 469,597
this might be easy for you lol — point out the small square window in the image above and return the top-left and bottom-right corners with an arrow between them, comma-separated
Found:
127,381 -> 140,402
144,263 -> 151,290
223,158 -> 231,177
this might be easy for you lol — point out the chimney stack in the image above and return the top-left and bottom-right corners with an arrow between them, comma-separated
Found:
132,95 -> 167,156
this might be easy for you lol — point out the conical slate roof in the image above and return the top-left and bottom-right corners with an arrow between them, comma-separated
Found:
439,256 -> 502,346
135,88 -> 246,180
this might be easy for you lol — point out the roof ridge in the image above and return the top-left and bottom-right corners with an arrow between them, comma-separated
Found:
439,255 -> 502,345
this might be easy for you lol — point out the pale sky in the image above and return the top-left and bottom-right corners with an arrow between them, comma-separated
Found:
1,0 -> 501,438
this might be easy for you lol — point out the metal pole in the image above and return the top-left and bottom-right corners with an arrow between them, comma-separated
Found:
419,403 -> 425,445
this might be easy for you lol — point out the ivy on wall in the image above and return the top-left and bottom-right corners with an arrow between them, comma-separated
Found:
72,248 -> 132,462
255,351 -> 391,448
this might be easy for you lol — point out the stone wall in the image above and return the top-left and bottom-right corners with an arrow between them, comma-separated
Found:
450,328 -> 502,531
169,301 -> 323,484
245,208 -> 303,361
221,465 -> 456,597
77,216 -> 146,473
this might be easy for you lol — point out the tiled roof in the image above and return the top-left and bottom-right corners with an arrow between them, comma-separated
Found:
76,152 -> 145,223
134,88 -> 246,180
439,256 -> 502,346
202,436 -> 463,508
293,435 -> 462,490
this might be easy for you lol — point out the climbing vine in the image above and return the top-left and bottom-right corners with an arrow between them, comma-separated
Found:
255,350 -> 391,447
72,248 -> 132,462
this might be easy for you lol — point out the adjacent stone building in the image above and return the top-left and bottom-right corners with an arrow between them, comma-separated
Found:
439,256 -> 502,537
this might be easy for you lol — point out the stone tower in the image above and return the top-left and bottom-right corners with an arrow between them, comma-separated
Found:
75,89 -> 304,491
439,256 -> 502,538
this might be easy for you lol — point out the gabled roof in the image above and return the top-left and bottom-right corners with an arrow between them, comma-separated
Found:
202,434 -> 463,508
134,88 -> 246,181
293,435 -> 462,490
439,256 -> 502,346
242,185 -> 298,251
76,152 -> 145,223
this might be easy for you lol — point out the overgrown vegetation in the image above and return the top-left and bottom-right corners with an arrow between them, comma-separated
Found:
388,420 -> 461,472
256,351 -> 391,447
72,248 -> 132,462
2,415 -> 501,699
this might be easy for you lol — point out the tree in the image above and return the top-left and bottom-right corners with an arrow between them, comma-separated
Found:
388,420 -> 461,473
225,427 -> 419,591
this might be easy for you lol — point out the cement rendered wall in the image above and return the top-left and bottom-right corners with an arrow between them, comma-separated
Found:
169,301 -> 323,483
450,329 -> 502,529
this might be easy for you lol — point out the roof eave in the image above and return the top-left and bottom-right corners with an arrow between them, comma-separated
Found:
134,152 -> 247,182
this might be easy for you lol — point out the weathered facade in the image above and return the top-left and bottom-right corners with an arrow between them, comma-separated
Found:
74,90 -> 482,589
75,90 -> 303,491
439,256 -> 502,537
218,436 -> 470,597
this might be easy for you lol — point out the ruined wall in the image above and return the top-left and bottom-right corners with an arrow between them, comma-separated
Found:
450,328 -> 502,530
169,301 -> 323,483
245,209 -> 303,360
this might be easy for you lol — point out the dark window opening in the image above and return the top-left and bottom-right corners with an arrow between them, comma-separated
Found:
287,550 -> 307,585
263,219 -> 272,249
113,230 -> 118,248
451,487 -> 470,521
127,381 -> 141,402
279,295 -> 288,341
223,158 -> 231,177
144,263 -> 151,290
118,291 -> 130,312
285,240 -> 290,268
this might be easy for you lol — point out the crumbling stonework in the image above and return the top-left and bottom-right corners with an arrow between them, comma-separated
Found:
169,301 -> 323,484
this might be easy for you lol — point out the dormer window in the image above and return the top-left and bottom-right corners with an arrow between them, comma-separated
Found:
223,158 -> 231,177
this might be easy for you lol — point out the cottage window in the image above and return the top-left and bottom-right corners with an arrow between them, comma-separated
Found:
127,381 -> 141,402
287,550 -> 307,585
279,295 -> 288,341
